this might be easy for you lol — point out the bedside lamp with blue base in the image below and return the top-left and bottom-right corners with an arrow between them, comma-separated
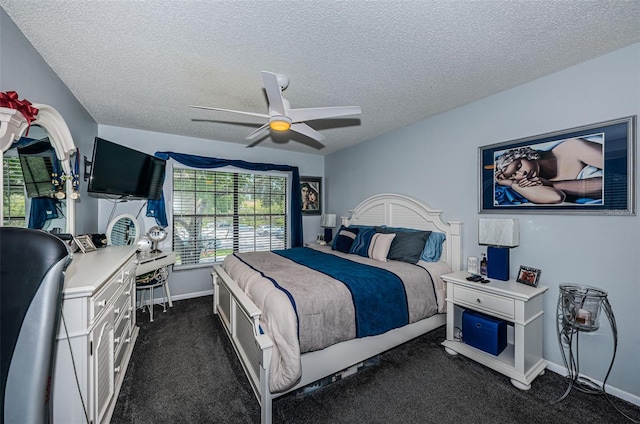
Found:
321,213 -> 337,243
479,218 -> 519,281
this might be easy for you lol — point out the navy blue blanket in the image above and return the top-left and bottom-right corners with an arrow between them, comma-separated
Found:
274,248 -> 409,338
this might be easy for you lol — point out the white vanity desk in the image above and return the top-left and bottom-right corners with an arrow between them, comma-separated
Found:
53,245 -> 139,424
136,251 -> 176,278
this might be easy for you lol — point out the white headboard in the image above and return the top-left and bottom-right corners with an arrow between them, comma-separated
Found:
342,193 -> 462,272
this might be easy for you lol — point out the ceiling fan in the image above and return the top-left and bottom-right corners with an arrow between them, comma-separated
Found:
190,71 -> 361,146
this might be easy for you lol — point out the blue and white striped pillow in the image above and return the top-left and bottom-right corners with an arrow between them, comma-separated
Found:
349,226 -> 377,257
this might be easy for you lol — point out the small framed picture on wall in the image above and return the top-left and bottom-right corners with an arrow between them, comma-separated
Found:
300,176 -> 321,215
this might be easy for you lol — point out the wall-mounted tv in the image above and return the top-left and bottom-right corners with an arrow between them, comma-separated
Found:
88,137 -> 166,200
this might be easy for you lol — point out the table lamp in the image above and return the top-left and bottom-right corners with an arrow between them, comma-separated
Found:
321,213 -> 337,243
479,218 -> 519,281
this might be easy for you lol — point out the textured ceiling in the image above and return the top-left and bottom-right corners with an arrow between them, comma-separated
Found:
2,1 -> 639,155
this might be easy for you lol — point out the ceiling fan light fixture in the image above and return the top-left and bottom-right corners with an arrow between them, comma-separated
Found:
190,71 -> 361,148
269,116 -> 291,131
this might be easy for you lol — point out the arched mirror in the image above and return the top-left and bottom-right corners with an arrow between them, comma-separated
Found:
106,214 -> 140,246
0,102 -> 77,235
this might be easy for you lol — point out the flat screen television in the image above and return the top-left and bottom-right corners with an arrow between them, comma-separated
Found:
17,140 -> 56,198
88,137 -> 166,200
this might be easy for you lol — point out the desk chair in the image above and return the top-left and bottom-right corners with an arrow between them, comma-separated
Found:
1,228 -> 71,423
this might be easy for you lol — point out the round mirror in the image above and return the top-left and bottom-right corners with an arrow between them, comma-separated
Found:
106,214 -> 140,246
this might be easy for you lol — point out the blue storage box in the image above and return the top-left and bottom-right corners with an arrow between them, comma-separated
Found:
462,309 -> 507,356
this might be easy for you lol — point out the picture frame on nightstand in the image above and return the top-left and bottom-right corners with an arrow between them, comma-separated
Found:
516,265 -> 541,287
73,235 -> 97,253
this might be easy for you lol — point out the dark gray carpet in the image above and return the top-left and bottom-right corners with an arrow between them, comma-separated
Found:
111,296 -> 639,424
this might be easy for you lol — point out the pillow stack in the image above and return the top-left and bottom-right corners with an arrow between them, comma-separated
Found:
332,224 -> 446,264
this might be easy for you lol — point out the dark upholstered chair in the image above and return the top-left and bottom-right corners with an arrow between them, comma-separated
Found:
1,228 -> 71,423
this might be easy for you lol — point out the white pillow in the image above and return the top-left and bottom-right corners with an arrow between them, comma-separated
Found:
368,233 -> 396,262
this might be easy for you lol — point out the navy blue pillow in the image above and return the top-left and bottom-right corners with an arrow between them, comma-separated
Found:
333,227 -> 360,253
332,225 -> 347,250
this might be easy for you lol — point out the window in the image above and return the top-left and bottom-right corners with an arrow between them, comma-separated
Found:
172,167 -> 287,267
2,157 -> 27,227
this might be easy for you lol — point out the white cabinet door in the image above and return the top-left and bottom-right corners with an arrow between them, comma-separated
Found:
90,305 -> 115,424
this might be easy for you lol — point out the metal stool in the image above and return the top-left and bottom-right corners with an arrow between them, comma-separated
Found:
136,266 -> 171,322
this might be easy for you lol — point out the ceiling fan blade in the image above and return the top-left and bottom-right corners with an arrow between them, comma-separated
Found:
246,138 -> 268,148
190,105 -> 269,119
245,123 -> 270,140
286,106 -> 361,123
261,71 -> 286,116
290,123 -> 325,142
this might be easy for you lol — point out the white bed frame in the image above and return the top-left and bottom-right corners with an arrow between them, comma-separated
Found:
212,193 -> 461,424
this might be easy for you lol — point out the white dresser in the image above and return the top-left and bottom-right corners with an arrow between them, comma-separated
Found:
52,245 -> 139,424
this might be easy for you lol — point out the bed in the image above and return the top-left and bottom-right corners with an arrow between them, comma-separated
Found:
212,193 -> 461,424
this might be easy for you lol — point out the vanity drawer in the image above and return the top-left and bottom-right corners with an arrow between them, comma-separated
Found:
114,313 -> 130,352
114,324 -> 132,378
453,285 -> 515,319
113,286 -> 132,323
122,257 -> 138,284
89,271 -> 122,323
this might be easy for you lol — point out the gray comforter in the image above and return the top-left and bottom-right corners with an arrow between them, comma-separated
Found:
222,245 -> 448,392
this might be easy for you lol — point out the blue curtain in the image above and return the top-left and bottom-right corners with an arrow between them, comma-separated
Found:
146,152 -> 303,248
29,156 -> 64,229
28,198 -> 61,229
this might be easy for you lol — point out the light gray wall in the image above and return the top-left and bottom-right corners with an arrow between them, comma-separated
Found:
325,43 -> 640,403
1,8 -> 99,234
2,7 -> 325,304
97,124 -> 324,299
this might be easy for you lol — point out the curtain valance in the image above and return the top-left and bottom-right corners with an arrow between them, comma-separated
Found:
146,151 -> 303,247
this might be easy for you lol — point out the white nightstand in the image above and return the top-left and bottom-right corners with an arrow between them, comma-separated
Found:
441,271 -> 548,390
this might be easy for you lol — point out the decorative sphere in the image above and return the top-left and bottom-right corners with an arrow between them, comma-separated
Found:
136,236 -> 152,252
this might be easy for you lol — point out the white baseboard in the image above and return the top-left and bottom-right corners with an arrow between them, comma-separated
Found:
546,360 -> 640,407
137,289 -> 213,307
169,290 -> 214,302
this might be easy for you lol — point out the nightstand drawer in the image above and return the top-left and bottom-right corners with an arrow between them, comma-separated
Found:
453,285 -> 514,319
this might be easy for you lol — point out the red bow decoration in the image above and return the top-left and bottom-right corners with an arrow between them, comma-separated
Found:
0,91 -> 39,127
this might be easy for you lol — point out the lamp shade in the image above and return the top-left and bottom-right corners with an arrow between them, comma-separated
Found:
478,218 -> 519,247
321,214 -> 337,228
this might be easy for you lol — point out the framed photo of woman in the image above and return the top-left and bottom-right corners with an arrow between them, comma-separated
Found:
300,176 -> 321,215
479,116 -> 635,215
